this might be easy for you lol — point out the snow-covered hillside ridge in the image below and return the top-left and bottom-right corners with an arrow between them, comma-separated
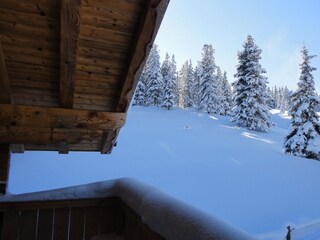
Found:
10,107 -> 320,239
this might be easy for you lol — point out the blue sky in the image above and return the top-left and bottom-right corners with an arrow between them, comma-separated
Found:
155,0 -> 320,92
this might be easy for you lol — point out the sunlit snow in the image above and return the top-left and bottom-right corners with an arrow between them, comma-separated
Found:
9,107 -> 320,239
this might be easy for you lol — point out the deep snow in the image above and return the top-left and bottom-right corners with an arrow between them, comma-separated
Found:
9,107 -> 320,239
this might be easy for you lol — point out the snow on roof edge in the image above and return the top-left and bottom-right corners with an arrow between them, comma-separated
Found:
0,178 -> 257,240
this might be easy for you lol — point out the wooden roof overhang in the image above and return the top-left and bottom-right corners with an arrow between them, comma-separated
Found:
0,0 -> 169,154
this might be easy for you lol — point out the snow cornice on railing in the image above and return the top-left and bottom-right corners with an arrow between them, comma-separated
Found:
0,178 -> 257,240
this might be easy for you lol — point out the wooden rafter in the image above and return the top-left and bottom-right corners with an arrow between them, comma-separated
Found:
0,104 -> 126,146
101,129 -> 119,154
114,0 -> 169,113
60,0 -> 81,108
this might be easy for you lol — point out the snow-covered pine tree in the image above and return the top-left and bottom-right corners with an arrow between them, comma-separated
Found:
199,44 -> 219,113
215,66 -> 225,115
279,86 -> 291,112
161,53 -> 177,110
193,64 -> 202,109
145,45 -> 163,106
220,71 -> 232,116
132,68 -> 147,106
232,35 -> 273,132
284,46 -> 320,160
171,55 -> 178,106
179,60 -> 194,108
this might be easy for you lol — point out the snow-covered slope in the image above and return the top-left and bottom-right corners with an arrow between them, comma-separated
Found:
10,107 -> 320,238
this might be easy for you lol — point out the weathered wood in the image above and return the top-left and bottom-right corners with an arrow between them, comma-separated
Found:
0,0 -> 169,153
101,129 -> 119,154
115,0 -> 169,113
0,126 -> 103,145
37,209 -> 54,239
10,144 -> 25,153
0,145 -> 10,194
60,0 -> 81,108
0,42 -> 12,104
69,208 -> 85,239
53,208 -> 69,240
19,210 -> 37,239
0,104 -> 126,130
1,210 -> 19,240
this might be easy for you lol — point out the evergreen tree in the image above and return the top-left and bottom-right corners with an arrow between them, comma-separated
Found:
220,71 -> 232,116
199,44 -> 219,113
161,53 -> 177,110
145,45 -> 163,106
193,64 -> 202,109
232,35 -> 273,132
133,69 -> 147,106
179,60 -> 194,108
284,47 -> 320,160
215,66 -> 225,115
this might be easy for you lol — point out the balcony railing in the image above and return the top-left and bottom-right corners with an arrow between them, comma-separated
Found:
0,178 -> 257,240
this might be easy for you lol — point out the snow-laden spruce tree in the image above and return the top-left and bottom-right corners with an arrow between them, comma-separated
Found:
232,35 -> 273,132
284,47 -> 320,160
145,44 -> 163,106
199,44 -> 219,113
161,53 -> 177,110
179,60 -> 194,108
220,71 -> 232,116
133,69 -> 147,106
193,64 -> 202,109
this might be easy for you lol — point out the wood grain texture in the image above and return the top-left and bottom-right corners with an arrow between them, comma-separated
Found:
114,0 -> 169,113
0,104 -> 125,130
60,0 -> 81,108
0,0 -> 169,153
0,42 -> 12,104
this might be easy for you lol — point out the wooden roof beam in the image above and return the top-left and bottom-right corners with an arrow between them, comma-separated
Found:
0,104 -> 126,131
60,0 -> 81,109
0,42 -> 12,104
114,0 -> 169,113
0,104 -> 126,147
0,42 -> 24,153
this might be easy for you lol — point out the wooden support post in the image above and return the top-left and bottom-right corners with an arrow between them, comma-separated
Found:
0,145 -> 10,194
60,0 -> 81,109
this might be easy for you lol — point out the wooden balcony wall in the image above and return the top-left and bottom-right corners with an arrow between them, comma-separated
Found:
0,197 -> 164,240
0,178 -> 257,240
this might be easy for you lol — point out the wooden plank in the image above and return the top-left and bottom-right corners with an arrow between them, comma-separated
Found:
37,209 -> 54,240
0,144 -> 10,194
1,210 -> 19,240
1,34 -> 59,52
0,104 -> 126,130
99,205 -> 116,235
101,129 -> 119,154
53,208 -> 69,240
84,206 -> 100,239
19,210 -> 37,240
0,126 -> 103,145
0,8 -> 59,30
60,0 -> 81,108
3,43 -> 60,60
4,51 -> 59,68
0,198 -> 118,211
0,21 -> 59,41
114,0 -> 169,112
0,42 -> 12,104
69,207 -> 85,239
0,0 -> 60,18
